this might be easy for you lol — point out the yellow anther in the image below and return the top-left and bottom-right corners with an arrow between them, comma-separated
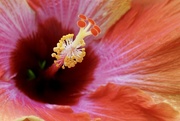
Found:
52,14 -> 101,69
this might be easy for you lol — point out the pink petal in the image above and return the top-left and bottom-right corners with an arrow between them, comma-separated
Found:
0,81 -> 95,121
74,83 -> 180,121
88,0 -> 180,111
0,0 -> 37,74
26,0 -> 131,36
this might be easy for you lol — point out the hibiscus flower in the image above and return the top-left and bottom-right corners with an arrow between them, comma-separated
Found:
0,0 -> 180,121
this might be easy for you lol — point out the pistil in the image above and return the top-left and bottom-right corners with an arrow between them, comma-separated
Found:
45,14 -> 101,78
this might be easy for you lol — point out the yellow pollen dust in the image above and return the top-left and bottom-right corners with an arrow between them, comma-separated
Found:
52,14 -> 101,69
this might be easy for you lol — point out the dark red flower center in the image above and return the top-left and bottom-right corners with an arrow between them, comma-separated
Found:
10,18 -> 99,105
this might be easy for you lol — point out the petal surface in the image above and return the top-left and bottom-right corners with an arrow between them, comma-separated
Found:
0,81 -> 93,121
0,0 -> 37,75
26,0 -> 131,36
74,83 -> 180,121
87,0 -> 180,112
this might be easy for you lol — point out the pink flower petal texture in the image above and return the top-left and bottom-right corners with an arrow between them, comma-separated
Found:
0,0 -> 37,78
26,0 -> 131,36
86,0 -> 180,115
0,81 -> 93,121
0,0 -> 180,121
74,83 -> 179,121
